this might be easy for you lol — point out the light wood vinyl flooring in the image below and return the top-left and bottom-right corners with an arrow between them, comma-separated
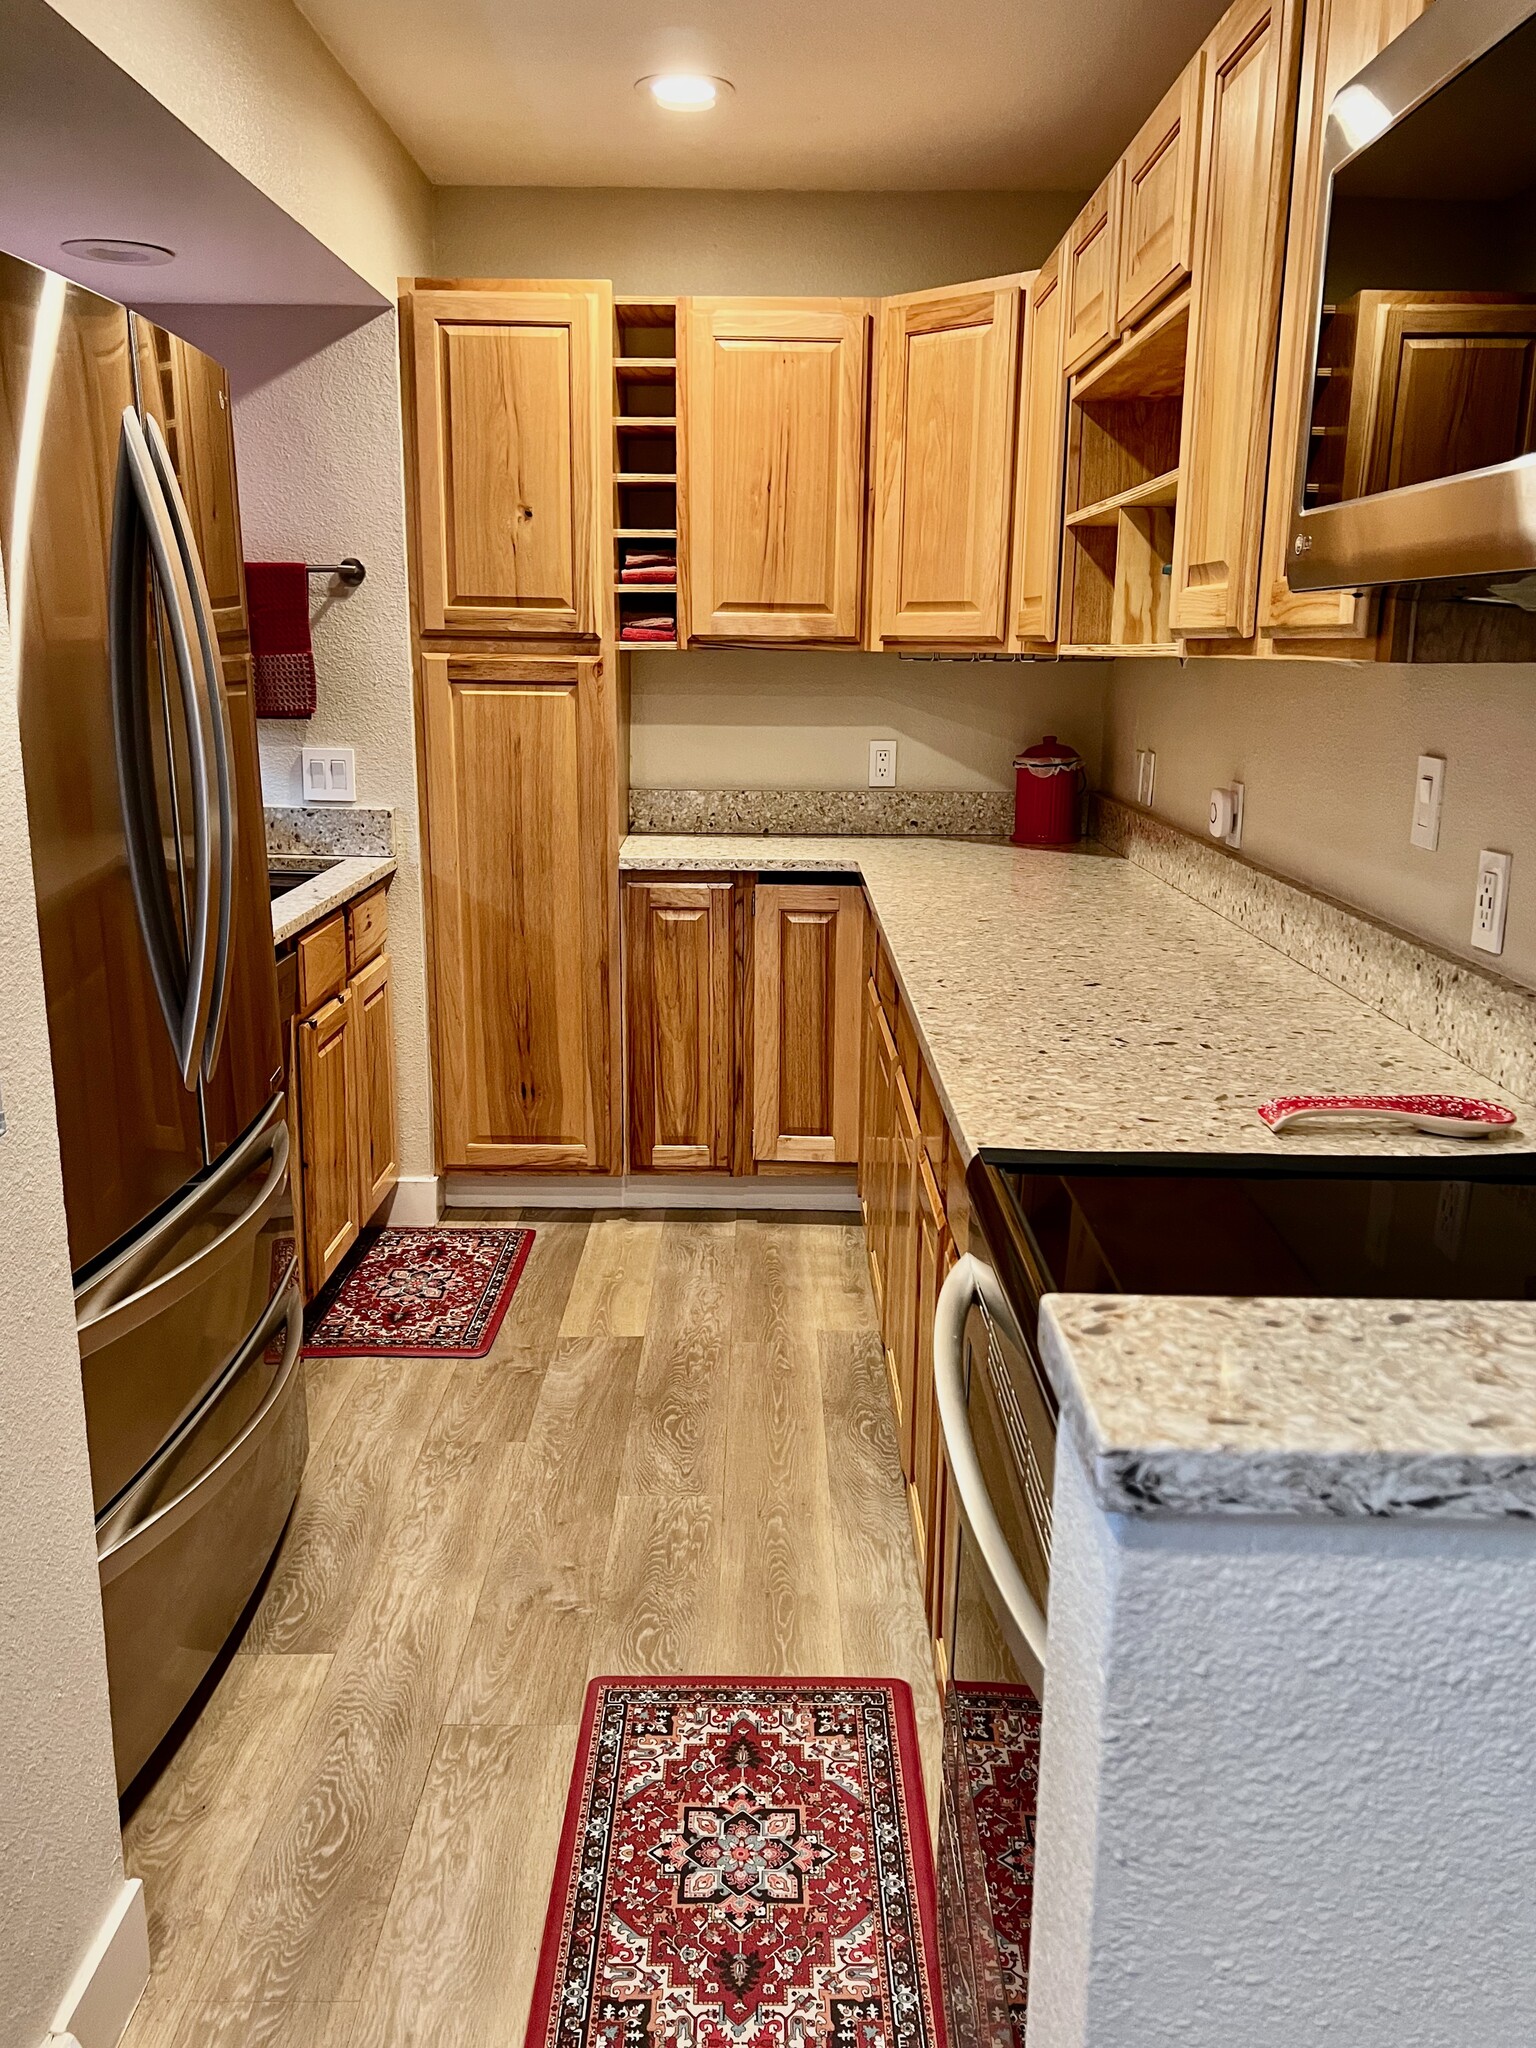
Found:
121,1211 -> 941,2048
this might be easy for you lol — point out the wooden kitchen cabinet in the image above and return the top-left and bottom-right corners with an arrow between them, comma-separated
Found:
911,1150 -> 956,1597
869,277 -> 1026,647
680,297 -> 872,644
422,650 -> 619,1172
134,323 -> 249,648
1170,0 -> 1303,638
1010,243 -> 1071,646
350,950 -> 399,1221
1117,55 -> 1205,331
1063,170 -> 1124,376
298,988 -> 360,1291
884,1068 -> 922,1479
859,975 -> 899,1315
624,879 -> 736,1171
402,281 -> 612,639
752,884 -> 866,1164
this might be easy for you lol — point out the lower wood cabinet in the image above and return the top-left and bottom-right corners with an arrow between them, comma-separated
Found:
351,950 -> 399,1220
298,988 -> 360,1291
624,880 -> 736,1171
752,884 -> 865,1165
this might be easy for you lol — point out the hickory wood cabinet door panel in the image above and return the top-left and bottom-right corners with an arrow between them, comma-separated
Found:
1258,0 -> 1433,642
299,990 -> 359,1291
422,652 -> 617,1171
1170,0 -> 1303,638
752,885 -> 865,1165
350,950 -> 399,1221
860,976 -> 899,1316
681,298 -> 872,643
624,880 -> 735,1171
1010,245 -> 1070,646
405,283 -> 610,638
1117,55 -> 1205,332
1063,169 -> 1124,376
911,1150 -> 955,1596
870,279 -> 1025,647
884,1067 -> 922,1482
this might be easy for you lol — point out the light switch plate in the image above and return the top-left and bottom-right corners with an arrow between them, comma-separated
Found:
868,740 -> 897,789
1410,754 -> 1445,850
1471,849 -> 1511,954
1135,748 -> 1157,806
301,745 -> 356,805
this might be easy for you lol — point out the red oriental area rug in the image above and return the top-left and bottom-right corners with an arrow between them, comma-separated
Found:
302,1225 -> 534,1357
527,1677 -> 946,2048
944,1684 -> 1041,2048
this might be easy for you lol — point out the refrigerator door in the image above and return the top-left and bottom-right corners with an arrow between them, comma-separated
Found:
0,257 -> 204,1270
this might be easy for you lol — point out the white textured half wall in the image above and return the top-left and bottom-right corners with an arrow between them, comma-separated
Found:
629,650 -> 1108,791
0,571 -> 130,2041
234,309 -> 435,1186
1101,657 -> 1536,991
1028,1432 -> 1536,2048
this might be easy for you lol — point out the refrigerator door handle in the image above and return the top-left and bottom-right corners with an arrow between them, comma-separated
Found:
934,1253 -> 1050,1678
142,412 -> 236,1082
110,407 -> 220,1088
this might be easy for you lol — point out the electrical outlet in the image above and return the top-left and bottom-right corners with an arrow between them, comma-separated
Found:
1471,849 -> 1512,955
1135,748 -> 1157,806
301,745 -> 356,805
869,740 -> 897,789
1410,754 -> 1445,851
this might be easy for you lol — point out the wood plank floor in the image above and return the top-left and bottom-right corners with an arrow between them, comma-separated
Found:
121,1211 -> 941,2048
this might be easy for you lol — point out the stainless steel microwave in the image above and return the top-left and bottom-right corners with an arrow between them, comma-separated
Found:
1287,0 -> 1536,593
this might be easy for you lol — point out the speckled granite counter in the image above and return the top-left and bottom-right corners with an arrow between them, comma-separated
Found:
271,856 -> 396,946
1038,1292 -> 1536,1518
619,834 -> 1536,1167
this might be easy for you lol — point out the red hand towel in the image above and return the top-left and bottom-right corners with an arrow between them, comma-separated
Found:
620,564 -> 677,584
246,561 -> 317,718
620,616 -> 676,642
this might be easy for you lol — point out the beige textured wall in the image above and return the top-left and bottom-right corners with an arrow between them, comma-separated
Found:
1101,658 -> 1536,992
0,576 -> 127,2041
45,0 -> 433,292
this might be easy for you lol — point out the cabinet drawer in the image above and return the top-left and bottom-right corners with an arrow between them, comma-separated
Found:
347,886 -> 388,974
297,915 -> 347,1015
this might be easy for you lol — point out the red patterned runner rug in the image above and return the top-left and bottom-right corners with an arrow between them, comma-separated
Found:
302,1225 -> 534,1358
941,1684 -> 1041,2048
527,1677 -> 947,2048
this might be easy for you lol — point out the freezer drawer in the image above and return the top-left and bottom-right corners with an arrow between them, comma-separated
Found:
76,1093 -> 291,1515
96,1270 -> 306,1792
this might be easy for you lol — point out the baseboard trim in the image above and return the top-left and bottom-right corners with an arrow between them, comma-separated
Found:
382,1174 -> 443,1225
444,1171 -> 860,1213
47,1878 -> 148,2048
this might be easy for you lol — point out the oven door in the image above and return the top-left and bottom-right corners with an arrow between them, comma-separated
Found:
933,1252 -> 1054,2048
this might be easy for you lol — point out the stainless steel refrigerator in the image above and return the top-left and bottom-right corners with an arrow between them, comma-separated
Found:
0,253 -> 305,1793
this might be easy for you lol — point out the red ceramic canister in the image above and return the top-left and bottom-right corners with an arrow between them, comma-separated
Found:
1011,734 -> 1084,847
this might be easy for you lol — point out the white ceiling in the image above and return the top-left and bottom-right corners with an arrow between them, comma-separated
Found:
293,0 -> 1231,190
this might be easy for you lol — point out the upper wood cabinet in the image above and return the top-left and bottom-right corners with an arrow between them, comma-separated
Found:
421,651 -> 618,1171
1258,0 -> 1434,644
1010,245 -> 1070,646
869,278 -> 1026,647
624,879 -> 735,1171
680,298 -> 871,644
1117,56 -> 1205,331
134,323 -> 248,650
403,282 -> 611,639
1063,170 -> 1123,376
1170,0 -> 1303,638
752,883 -> 865,1164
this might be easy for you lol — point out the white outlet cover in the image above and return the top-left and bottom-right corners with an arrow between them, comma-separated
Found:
1471,849 -> 1512,955
868,740 -> 897,789
1410,754 -> 1445,850
301,745 -> 356,805
1135,748 -> 1157,806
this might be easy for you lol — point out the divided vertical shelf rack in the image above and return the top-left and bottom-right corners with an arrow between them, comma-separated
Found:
613,297 -> 681,648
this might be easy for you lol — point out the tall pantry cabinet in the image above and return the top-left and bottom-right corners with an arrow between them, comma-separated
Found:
402,280 -> 624,1175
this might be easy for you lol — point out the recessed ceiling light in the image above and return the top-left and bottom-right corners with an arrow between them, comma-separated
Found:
60,238 -> 176,267
639,74 -> 731,113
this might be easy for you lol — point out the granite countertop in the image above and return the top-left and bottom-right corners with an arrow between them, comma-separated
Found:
618,834 -> 1536,1166
271,856 -> 397,947
1039,1291 -> 1536,1519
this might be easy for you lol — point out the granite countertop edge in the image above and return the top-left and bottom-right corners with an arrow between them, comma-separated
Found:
271,856 -> 398,947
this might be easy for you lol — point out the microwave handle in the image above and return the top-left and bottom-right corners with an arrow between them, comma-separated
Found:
934,1253 -> 1050,1677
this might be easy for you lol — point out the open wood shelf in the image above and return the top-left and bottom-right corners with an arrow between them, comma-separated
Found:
615,357 -> 677,380
614,582 -> 678,594
1074,288 -> 1191,403
614,416 -> 677,431
615,472 -> 678,485
615,526 -> 678,539
1066,468 -> 1180,528
613,298 -> 681,647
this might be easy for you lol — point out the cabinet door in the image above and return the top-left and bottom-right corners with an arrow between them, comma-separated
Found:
1117,55 -> 1205,331
681,298 -> 871,643
299,990 -> 359,1291
133,323 -> 248,649
884,1068 -> 921,1481
860,977 -> 899,1315
870,280 -> 1024,646
752,884 -> 865,1165
351,950 -> 398,1223
1010,244 -> 1070,645
1063,168 -> 1124,375
1170,0 -> 1303,638
1257,0 -> 1431,641
422,652 -> 618,1171
911,1151 -> 955,1597
405,283 -> 610,638
624,880 -> 735,1171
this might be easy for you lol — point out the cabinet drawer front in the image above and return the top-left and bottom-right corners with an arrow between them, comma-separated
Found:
1064,166 -> 1124,375
1117,55 -> 1204,331
683,299 -> 872,644
407,285 -> 609,638
347,885 -> 388,974
296,914 -> 347,1015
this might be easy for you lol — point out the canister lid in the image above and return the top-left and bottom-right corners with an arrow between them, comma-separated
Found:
1013,733 -> 1082,774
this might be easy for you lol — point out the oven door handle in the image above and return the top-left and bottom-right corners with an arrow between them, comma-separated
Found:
934,1252 -> 1050,1677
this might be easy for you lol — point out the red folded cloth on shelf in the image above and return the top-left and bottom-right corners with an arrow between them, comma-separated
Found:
620,615 -> 676,642
620,564 -> 677,583
622,550 -> 674,568
245,561 -> 317,718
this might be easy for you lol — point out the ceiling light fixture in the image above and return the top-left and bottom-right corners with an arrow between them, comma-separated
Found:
60,238 -> 176,267
639,74 -> 730,113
